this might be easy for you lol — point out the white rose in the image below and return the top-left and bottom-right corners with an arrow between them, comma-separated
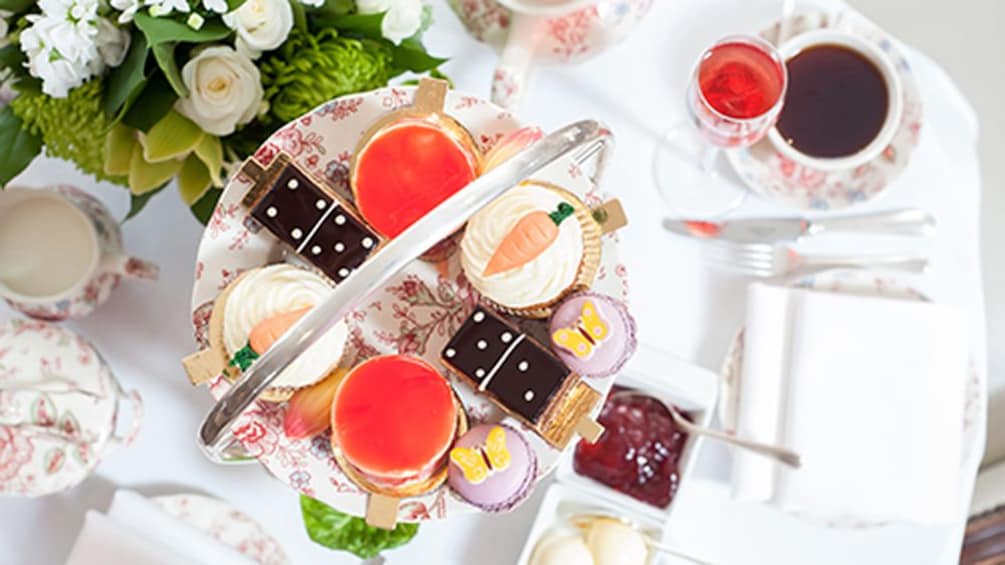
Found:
223,0 -> 293,60
94,18 -> 131,68
175,46 -> 263,136
357,0 -> 424,45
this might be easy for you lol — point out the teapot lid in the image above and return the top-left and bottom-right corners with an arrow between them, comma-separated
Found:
0,319 -> 120,496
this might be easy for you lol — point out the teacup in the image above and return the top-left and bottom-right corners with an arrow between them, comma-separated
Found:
767,29 -> 904,171
0,185 -> 158,321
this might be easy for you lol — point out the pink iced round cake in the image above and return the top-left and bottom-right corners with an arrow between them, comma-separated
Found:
448,424 -> 537,512
548,291 -> 636,378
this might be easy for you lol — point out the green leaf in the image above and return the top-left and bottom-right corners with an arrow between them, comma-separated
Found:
141,110 -> 204,163
290,0 -> 308,34
300,496 -> 419,559
104,33 -> 150,117
0,106 -> 42,187
327,12 -> 385,40
177,154 -> 212,204
225,0 -> 248,10
152,42 -> 188,98
129,143 -> 182,195
123,74 -> 178,132
0,0 -> 35,15
193,134 -> 223,186
189,187 -> 222,225
133,10 -> 232,46
0,44 -> 24,72
390,44 -> 448,74
104,123 -> 138,176
126,183 -> 167,221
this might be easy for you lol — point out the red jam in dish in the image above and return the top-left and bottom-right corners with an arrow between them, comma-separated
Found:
332,355 -> 457,475
354,121 -> 478,238
573,387 -> 689,509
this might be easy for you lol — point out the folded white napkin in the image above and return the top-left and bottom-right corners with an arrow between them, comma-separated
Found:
65,490 -> 255,565
732,283 -> 968,524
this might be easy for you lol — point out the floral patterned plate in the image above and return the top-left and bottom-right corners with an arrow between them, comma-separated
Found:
719,269 -> 982,528
189,87 -> 628,521
725,10 -> 923,210
154,494 -> 289,565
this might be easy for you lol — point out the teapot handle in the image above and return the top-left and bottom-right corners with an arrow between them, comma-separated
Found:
491,13 -> 547,110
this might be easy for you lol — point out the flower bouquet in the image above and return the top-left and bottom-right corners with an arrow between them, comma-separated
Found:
0,0 -> 445,221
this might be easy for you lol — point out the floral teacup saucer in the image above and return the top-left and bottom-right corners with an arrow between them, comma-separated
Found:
726,10 -> 923,210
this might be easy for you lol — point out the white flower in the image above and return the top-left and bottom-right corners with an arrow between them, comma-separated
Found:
111,0 -> 141,23
19,0 -> 106,98
356,0 -> 424,45
222,0 -> 293,59
175,46 -> 263,136
94,18 -> 131,68
297,0 -> 322,6
20,22 -> 90,97
202,0 -> 227,12
147,0 -> 190,16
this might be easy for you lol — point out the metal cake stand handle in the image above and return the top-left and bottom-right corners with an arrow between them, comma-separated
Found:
198,120 -> 614,463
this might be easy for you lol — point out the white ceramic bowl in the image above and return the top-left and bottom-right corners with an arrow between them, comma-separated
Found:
555,345 -> 718,524
768,29 -> 904,172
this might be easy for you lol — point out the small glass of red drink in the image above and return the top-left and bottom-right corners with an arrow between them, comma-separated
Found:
654,34 -> 787,217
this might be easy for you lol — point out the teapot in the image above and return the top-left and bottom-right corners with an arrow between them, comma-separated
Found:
447,0 -> 653,109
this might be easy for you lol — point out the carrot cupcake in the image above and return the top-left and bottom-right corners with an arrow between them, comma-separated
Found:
221,264 -> 349,400
460,181 -> 601,319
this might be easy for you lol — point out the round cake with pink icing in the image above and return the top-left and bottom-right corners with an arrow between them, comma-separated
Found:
548,291 -> 637,378
447,424 -> 537,512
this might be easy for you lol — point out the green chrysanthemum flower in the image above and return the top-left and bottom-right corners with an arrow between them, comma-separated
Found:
259,28 -> 395,125
10,81 -> 126,186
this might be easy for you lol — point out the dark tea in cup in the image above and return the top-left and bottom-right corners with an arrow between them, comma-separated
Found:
776,44 -> 889,158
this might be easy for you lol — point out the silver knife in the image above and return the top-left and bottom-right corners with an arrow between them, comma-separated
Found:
662,209 -> 935,244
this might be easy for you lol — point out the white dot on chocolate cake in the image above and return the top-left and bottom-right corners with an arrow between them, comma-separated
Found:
524,390 -> 534,402
311,245 -> 321,255
288,179 -> 299,189
445,348 -> 456,358
291,228 -> 303,239
475,368 -> 485,378
315,199 -> 327,210
338,267 -> 350,278
334,214 -> 346,225
518,360 -> 529,372
362,237 -> 374,249
473,311 -> 485,323
266,206 -> 278,218
477,340 -> 487,350
501,332 -> 513,343
334,242 -> 345,253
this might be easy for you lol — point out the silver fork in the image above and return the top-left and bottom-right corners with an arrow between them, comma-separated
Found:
706,244 -> 929,277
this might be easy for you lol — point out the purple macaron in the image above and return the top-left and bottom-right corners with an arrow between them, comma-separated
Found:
548,291 -> 637,378
448,424 -> 537,513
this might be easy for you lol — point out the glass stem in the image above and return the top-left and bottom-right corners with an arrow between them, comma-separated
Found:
698,144 -> 720,175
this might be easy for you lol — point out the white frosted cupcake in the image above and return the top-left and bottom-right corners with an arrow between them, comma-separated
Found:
221,264 -> 349,400
460,182 -> 601,319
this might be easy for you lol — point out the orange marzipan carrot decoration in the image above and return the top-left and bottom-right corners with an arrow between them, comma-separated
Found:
248,307 -> 311,355
482,201 -> 575,277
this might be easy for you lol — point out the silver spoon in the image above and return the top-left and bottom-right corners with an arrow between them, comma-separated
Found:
610,390 -> 801,468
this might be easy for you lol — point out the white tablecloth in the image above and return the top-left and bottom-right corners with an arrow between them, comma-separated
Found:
0,0 -> 986,563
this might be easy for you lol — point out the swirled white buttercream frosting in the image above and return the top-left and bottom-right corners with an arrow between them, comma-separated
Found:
223,264 -> 348,389
461,184 -> 584,309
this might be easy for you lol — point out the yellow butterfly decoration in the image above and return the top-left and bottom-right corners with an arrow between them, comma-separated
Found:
552,300 -> 610,359
450,426 -> 512,485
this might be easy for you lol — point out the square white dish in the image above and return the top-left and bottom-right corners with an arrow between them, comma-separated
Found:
515,483 -> 665,565
556,344 -> 719,524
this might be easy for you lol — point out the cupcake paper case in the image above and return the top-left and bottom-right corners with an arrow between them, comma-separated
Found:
460,181 -> 602,319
